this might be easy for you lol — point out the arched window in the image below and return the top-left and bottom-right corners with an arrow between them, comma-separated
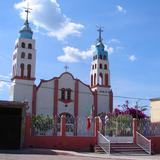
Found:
67,89 -> 71,100
21,42 -> 25,48
27,64 -> 31,78
99,54 -> 102,59
91,74 -> 93,86
21,52 -> 25,58
95,64 -> 97,69
20,63 -> 24,77
28,53 -> 32,59
92,65 -> 94,69
105,73 -> 108,86
104,64 -> 107,70
28,43 -> 32,49
100,63 -> 102,69
61,88 -> 65,100
94,73 -> 96,85
99,73 -> 103,85
103,55 -> 106,60
59,113 -> 74,134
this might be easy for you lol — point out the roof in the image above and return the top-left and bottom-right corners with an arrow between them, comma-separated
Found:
150,98 -> 160,101
0,100 -> 27,109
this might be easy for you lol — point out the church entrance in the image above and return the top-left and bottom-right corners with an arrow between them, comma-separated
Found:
0,101 -> 26,149
59,113 -> 74,136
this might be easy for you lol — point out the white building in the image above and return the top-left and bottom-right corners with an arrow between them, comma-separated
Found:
10,11 -> 113,135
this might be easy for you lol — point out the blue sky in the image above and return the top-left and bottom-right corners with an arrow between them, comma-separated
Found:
0,0 -> 160,111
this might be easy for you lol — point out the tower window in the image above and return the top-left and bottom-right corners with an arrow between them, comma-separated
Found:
99,73 -> 103,85
61,88 -> 65,100
104,55 -> 106,60
91,74 -> 93,86
27,64 -> 31,78
67,89 -> 71,100
92,65 -> 94,69
105,73 -> 108,86
28,43 -> 32,49
94,73 -> 96,85
100,63 -> 102,69
95,64 -> 96,69
28,53 -> 32,59
21,42 -> 25,48
20,63 -> 24,77
104,64 -> 107,70
21,52 -> 25,58
99,54 -> 102,59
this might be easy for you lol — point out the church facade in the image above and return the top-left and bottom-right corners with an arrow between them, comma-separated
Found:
9,12 -> 113,135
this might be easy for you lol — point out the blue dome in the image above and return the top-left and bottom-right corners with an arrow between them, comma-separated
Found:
19,21 -> 33,39
93,40 -> 108,60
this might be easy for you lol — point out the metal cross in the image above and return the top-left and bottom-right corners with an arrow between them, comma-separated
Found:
24,2 -> 32,22
97,26 -> 103,42
64,65 -> 69,72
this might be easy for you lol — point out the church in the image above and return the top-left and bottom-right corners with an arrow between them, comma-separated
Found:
9,9 -> 113,135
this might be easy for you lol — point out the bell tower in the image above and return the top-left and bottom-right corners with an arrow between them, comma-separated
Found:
90,27 -> 113,113
10,6 -> 36,113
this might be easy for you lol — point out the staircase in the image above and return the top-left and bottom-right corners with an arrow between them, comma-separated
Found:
110,143 -> 146,154
95,143 -> 148,154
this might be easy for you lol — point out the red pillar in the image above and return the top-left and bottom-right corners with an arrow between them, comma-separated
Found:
94,116 -> 100,143
24,114 -> 31,147
133,118 -> 137,144
60,115 -> 66,137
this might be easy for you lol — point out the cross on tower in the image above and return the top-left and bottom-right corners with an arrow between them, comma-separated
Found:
24,3 -> 32,23
64,65 -> 69,72
97,26 -> 103,42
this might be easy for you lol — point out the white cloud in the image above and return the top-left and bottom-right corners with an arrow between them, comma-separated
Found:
129,55 -> 137,62
57,45 -> 94,63
108,38 -> 120,44
116,5 -> 126,14
0,74 -> 10,79
14,0 -> 84,40
0,81 -> 10,91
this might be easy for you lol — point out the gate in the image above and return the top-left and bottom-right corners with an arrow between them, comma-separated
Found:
102,115 -> 133,143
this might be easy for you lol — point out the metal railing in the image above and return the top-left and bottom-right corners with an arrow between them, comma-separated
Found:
136,131 -> 151,154
98,131 -> 110,154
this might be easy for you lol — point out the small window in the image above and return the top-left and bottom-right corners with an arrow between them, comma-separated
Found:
27,64 -> 31,78
67,89 -> 71,100
20,63 -> 24,77
21,52 -> 25,58
104,64 -> 107,70
28,43 -> 32,49
61,88 -> 65,100
100,63 -> 102,69
21,42 -> 25,48
99,54 -> 102,59
95,64 -> 97,69
28,53 -> 32,59
92,65 -> 94,69
104,55 -> 106,60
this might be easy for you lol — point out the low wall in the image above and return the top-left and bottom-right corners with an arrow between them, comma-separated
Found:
24,115 -> 98,151
24,136 -> 96,151
147,136 -> 160,154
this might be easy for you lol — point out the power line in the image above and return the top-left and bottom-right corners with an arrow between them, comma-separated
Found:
0,78 -> 149,101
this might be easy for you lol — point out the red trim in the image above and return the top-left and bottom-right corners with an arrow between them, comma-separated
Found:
32,85 -> 37,115
54,78 -> 58,116
74,80 -> 79,135
59,99 -> 73,104
93,90 -> 98,116
11,76 -> 35,81
109,90 -> 113,113
91,84 -> 111,88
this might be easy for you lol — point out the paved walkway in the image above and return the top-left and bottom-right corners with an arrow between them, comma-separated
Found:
0,149 -> 160,160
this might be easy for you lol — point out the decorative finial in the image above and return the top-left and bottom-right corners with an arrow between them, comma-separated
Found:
97,26 -> 103,42
24,2 -> 32,24
64,65 -> 69,72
